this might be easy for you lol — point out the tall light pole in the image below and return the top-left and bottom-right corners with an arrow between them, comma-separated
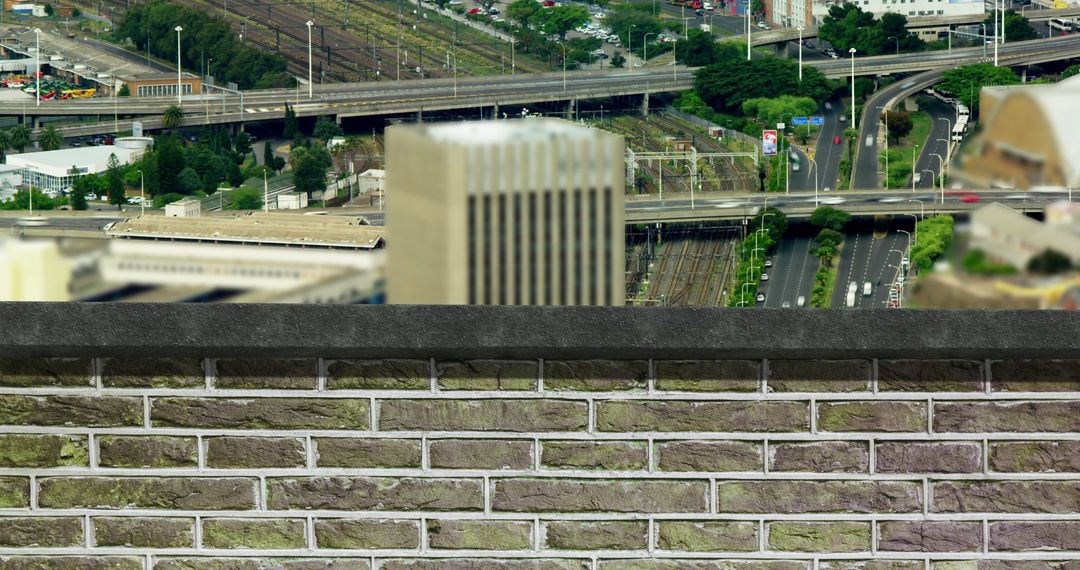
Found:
263,168 -> 269,212
33,28 -> 40,108
557,41 -> 567,93
672,37 -> 677,81
902,214 -> 918,245
808,156 -> 819,207
138,169 -> 145,216
994,0 -> 1000,66
306,21 -> 314,98
746,0 -> 751,61
175,26 -> 183,106
930,152 -> 944,203
887,36 -> 899,55
643,32 -> 655,65
911,143 -> 919,192
908,199 -> 924,220
797,27 -> 804,80
628,24 -> 636,71
849,48 -> 856,127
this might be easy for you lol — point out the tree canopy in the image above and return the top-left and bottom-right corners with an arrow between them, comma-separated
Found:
116,0 -> 290,89
885,111 -> 914,142
675,30 -> 742,67
810,206 -> 852,232
818,3 -> 923,55
1027,248 -> 1072,275
985,9 -> 1037,42
694,56 -> 834,114
742,96 -> 819,131
938,63 -> 1019,111
604,6 -> 667,49
535,4 -> 590,39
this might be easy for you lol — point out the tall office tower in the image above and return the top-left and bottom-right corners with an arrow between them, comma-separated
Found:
386,118 -> 625,305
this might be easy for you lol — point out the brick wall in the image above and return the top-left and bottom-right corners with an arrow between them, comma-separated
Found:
0,305 -> 1078,569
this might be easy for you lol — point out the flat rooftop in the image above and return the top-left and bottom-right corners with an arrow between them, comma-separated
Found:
422,117 -> 608,145
106,211 -> 386,250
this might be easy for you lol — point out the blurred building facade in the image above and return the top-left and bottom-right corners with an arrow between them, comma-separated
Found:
963,76 -> 1080,189
386,118 -> 625,305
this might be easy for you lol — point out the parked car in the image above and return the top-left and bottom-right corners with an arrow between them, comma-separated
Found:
756,21 -> 770,30
833,136 -> 841,144
467,8 -> 482,14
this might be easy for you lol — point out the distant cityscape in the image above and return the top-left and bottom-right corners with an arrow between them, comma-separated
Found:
0,0 -> 1078,308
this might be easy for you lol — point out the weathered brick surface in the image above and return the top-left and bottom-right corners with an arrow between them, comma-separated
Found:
656,440 -> 762,471
0,434 -> 87,467
0,358 -> 92,387
0,477 -> 29,507
380,399 -> 587,431
152,397 -> 369,429
1,352 -> 1077,566
315,438 -> 421,468
544,360 -> 649,391
597,401 -> 809,432
102,358 -> 203,388
93,517 -> 194,548
545,521 -> 648,550
428,520 -> 533,550
435,360 -> 537,391
767,521 -> 871,552
38,477 -> 257,510
931,481 -> 1080,513
202,518 -> 307,549
315,519 -> 420,549
989,441 -> 1080,472
769,441 -> 868,473
990,360 -> 1080,392
492,479 -> 708,513
989,522 -> 1080,551
97,436 -> 197,468
215,358 -> 317,389
541,441 -> 647,470
817,401 -> 927,432
327,359 -> 429,390
934,401 -> 1080,432
205,436 -> 307,468
656,521 -> 757,551
0,395 -> 142,426
429,439 -> 533,470
0,517 -> 84,546
716,481 -> 922,513
877,521 -> 983,552
877,360 -> 984,391
768,360 -> 870,392
875,442 -> 982,473
655,360 -> 760,392
267,477 -> 484,511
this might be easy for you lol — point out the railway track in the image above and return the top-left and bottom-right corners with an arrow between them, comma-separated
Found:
650,112 -> 756,193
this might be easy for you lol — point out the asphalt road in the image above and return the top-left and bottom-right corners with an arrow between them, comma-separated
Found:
0,216 -> 121,231
831,221 -> 911,308
759,230 -> 817,308
787,99 -> 844,192
914,98 -> 955,190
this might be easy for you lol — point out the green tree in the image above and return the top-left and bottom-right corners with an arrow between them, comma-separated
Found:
118,84 -> 130,96
40,125 -> 62,151
986,9 -> 1037,42
162,104 -> 185,130
1062,64 -> 1080,79
939,63 -> 1019,111
262,141 -> 277,171
226,161 -> 245,187
1027,248 -> 1072,275
742,96 -> 819,131
106,153 -> 125,209
313,116 -> 344,141
234,131 -> 252,157
0,129 -> 11,160
675,29 -> 739,67
962,248 -> 1017,276
228,187 -> 263,210
177,167 -> 203,194
604,6 -> 664,50
885,111 -> 913,142
610,51 -> 626,68
0,189 -> 56,211
507,0 -> 540,26
44,3 -> 53,16
68,166 -> 88,210
290,145 -> 332,198
694,57 -> 834,114
810,206 -> 852,232
752,0 -> 766,17
9,124 -> 31,153
750,207 -> 788,243
154,134 -> 185,194
535,4 -> 590,39
819,3 -> 922,55
283,103 -> 299,139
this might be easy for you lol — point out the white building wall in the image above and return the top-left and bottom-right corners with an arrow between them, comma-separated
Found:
812,0 -> 982,23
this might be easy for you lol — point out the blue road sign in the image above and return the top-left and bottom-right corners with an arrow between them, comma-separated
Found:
810,116 -> 825,126
792,117 -> 809,125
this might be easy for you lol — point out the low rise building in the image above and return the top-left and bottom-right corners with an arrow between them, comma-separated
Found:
165,198 -> 202,218
809,0 -> 982,27
278,192 -> 309,210
357,169 -> 385,195
970,202 -> 1080,269
4,145 -> 143,193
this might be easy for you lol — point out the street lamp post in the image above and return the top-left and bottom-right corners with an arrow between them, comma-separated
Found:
808,156 -> 819,207
138,169 -> 145,216
887,36 -> 899,55
643,32 -> 655,65
33,28 -> 40,108
263,168 -> 269,212
902,214 -> 918,245
174,26 -> 183,106
628,24 -> 636,71
848,48 -> 856,127
930,152 -> 944,203
911,143 -> 919,192
908,198 -> 925,220
557,41 -> 567,93
746,0 -> 751,61
306,21 -> 314,98
797,27 -> 804,80
921,170 -> 935,192
898,229 -> 912,252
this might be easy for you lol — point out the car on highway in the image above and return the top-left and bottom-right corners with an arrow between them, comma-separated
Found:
823,186 -> 831,192
756,21 -> 770,30
878,197 -> 904,203
764,259 -> 773,267
761,273 -> 769,281
865,135 -> 874,147
863,282 -> 873,296
913,173 -> 922,184
839,115 -> 846,122
824,102 -> 832,110
792,162 -> 800,172
797,295 -> 806,307
820,197 -> 846,205
782,301 -> 792,308
833,136 -> 841,144
959,194 -> 981,203
756,292 -> 765,302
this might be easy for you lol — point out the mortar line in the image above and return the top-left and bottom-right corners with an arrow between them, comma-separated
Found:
533,437 -> 541,471
422,436 -> 430,471
194,514 -> 202,551
869,438 -> 876,475
308,514 -> 316,550
204,358 -> 214,391
197,435 -> 205,471
648,517 -> 656,553
648,437 -> 655,473
763,439 -> 770,477
306,435 -> 315,470
484,476 -> 491,515
710,478 -> 718,515
144,554 -> 151,570
93,357 -> 103,392
83,513 -> 91,548
88,433 -> 97,470
982,438 -> 989,475
29,475 -> 36,510
259,476 -> 268,511
759,519 -> 766,552
429,357 -> 437,392
370,397 -> 378,432
871,517 -> 878,555
142,395 -> 150,429
421,516 -> 428,553
761,359 -> 769,394
810,398 -> 817,434
871,359 -> 879,393
587,398 -> 595,434
923,478 -> 930,516
927,397 -> 934,434
533,516 -> 541,551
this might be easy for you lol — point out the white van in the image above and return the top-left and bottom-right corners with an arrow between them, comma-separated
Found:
863,282 -> 872,296
797,295 -> 806,307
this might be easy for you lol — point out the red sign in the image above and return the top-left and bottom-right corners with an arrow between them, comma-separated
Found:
762,130 -> 778,156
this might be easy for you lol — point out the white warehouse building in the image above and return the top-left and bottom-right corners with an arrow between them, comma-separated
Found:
4,144 -> 144,194
810,0 -> 984,27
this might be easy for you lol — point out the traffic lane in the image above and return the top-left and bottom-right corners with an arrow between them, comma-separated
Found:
853,72 -> 944,189
815,100 -> 846,191
915,98 -> 954,189
775,233 -> 817,307
868,232 -> 907,307
832,230 -> 871,308
760,235 -> 797,308
851,227 -> 904,308
0,217 -> 122,231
